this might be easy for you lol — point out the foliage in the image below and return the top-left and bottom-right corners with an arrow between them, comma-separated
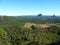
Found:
0,16 -> 60,45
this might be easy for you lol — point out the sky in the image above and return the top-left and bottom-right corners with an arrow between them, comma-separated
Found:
0,0 -> 60,16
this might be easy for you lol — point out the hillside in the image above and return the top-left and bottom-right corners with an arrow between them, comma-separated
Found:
0,16 -> 60,45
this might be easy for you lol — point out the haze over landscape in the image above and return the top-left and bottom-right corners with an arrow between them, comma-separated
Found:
0,0 -> 60,45
0,0 -> 60,16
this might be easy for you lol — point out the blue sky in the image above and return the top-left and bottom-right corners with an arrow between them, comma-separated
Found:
0,0 -> 60,16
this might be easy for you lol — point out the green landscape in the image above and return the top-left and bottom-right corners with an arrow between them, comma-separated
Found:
0,15 -> 60,45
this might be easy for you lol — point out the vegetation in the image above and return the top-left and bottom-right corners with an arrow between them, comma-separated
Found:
0,16 -> 60,45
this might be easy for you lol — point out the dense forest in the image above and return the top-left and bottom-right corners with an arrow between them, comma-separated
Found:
0,16 -> 60,45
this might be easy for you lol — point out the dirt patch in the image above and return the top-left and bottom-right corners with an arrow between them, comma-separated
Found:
38,24 -> 50,28
23,23 -> 50,29
24,23 -> 32,28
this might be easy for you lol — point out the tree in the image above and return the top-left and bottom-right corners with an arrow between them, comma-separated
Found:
31,25 -> 36,30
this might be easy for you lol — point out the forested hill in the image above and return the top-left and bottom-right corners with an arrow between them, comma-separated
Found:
14,16 -> 60,24
0,16 -> 26,24
0,16 -> 60,24
0,16 -> 60,45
